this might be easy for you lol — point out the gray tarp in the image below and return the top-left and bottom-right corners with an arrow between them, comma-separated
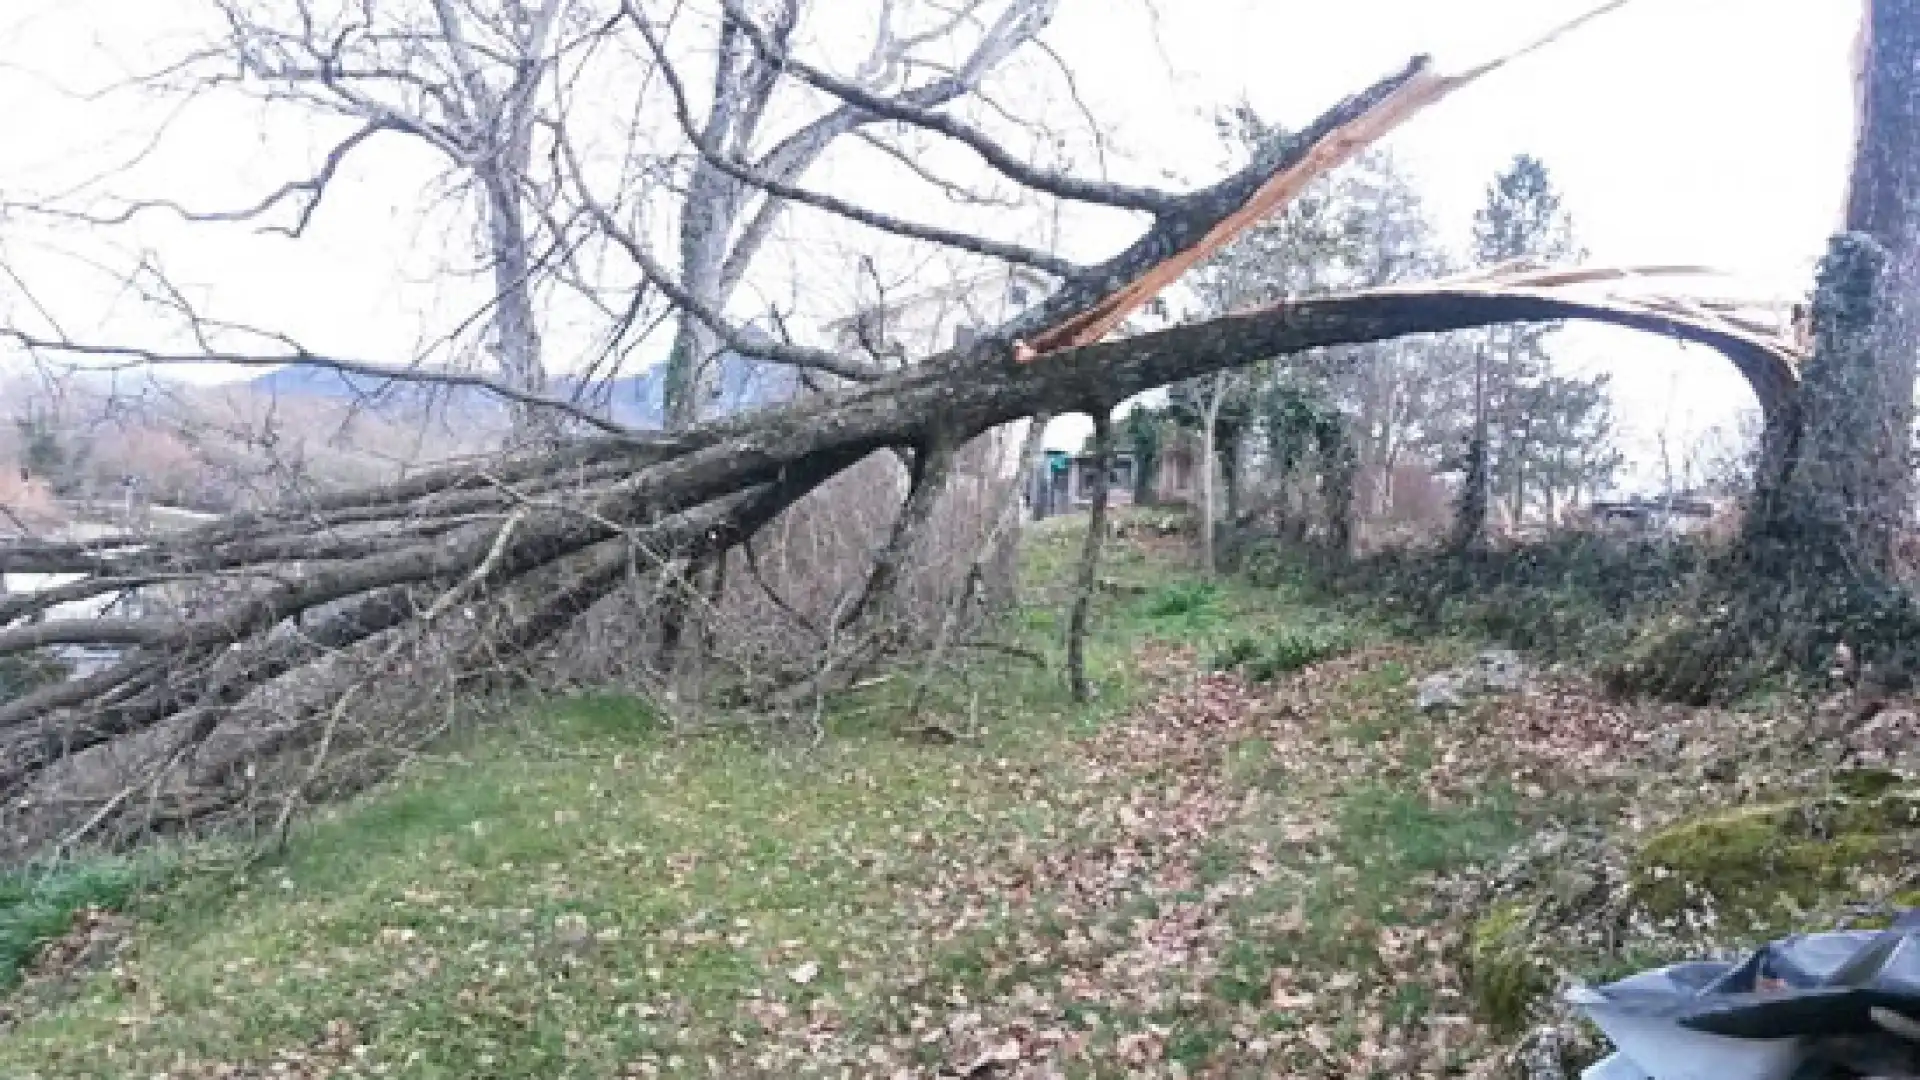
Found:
1569,912 -> 1920,1079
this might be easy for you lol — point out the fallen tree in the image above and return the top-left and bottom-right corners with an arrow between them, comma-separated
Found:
0,6 -> 1829,847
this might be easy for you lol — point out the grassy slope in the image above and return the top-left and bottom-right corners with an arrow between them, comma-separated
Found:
2,520 -> 1570,1079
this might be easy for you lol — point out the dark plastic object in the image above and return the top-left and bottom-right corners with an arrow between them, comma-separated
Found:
1584,912 -> 1920,1041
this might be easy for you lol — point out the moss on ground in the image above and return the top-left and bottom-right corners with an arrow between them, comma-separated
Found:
1466,901 -> 1546,1035
1632,788 -> 1920,918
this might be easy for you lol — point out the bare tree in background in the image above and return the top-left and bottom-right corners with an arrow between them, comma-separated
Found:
1197,370 -> 1234,576
185,0 -> 583,440
645,0 -> 1065,429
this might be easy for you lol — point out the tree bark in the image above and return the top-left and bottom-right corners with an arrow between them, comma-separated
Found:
908,417 -> 1054,716
841,442 -> 955,633
1201,372 -> 1229,577
1749,0 -> 1920,575
481,167 -> 553,444
1452,343 -> 1491,552
1323,421 -> 1359,555
1223,428 -> 1244,527
1068,410 -> 1113,703
1750,235 -> 1902,573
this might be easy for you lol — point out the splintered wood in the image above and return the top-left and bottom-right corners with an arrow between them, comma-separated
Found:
1366,262 -> 1808,364
1020,0 -> 1639,359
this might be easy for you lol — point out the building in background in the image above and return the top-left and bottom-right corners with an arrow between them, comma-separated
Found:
1585,492 -> 1727,536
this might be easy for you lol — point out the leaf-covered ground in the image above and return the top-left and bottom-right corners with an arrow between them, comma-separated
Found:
0,518 -> 1871,1078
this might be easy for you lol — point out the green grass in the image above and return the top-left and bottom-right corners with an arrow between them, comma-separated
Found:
0,856 -> 166,989
1214,623 -> 1357,682
0,513 -> 1550,1077
1335,782 -> 1524,878
1208,776 -> 1528,1000
0,518 -> 1213,1076
7,709 -> 1091,1075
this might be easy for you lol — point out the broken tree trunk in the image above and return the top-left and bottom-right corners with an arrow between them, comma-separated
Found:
3,23 -> 1806,845
1748,0 -> 1920,577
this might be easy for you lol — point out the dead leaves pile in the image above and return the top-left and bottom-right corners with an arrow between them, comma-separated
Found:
718,643 -> 1536,1078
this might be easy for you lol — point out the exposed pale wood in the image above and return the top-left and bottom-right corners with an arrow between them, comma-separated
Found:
1021,0 -> 1637,357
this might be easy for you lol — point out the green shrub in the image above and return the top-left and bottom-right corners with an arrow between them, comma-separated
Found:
0,856 -> 160,988
1467,902 -> 1547,1034
1139,581 -> 1227,638
1146,582 -> 1221,620
1212,635 -> 1262,671
1216,625 -> 1354,682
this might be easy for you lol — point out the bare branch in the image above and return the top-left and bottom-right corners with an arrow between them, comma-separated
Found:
714,0 -> 1182,215
12,119 -> 398,237
554,129 -> 885,381
0,327 -> 652,440
627,3 -> 1079,276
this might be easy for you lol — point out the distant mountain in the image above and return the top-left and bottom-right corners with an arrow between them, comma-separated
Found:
244,351 -> 799,430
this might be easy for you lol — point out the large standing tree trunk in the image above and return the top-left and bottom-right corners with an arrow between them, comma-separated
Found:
662,169 -> 738,431
482,168 -> 552,443
1322,420 -> 1359,555
1749,0 -> 1920,575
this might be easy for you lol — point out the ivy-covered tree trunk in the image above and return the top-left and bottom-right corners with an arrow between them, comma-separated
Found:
1221,430 -> 1244,527
1451,345 -> 1492,553
1322,421 -> 1359,555
1125,411 -> 1162,506
1750,238 -> 1902,574
1749,0 -> 1920,577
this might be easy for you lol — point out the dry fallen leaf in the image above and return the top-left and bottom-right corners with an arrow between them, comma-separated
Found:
1272,987 -> 1316,1009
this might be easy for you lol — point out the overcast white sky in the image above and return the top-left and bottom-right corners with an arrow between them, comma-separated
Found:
0,0 -> 1863,488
